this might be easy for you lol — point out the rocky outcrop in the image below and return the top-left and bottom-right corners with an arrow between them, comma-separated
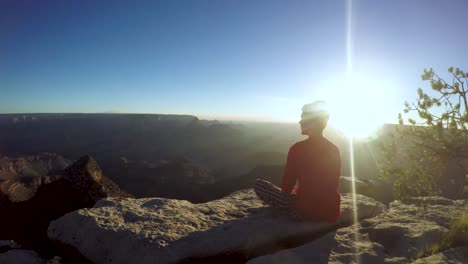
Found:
60,155 -> 131,203
339,176 -> 394,204
410,247 -> 468,263
0,155 -> 130,261
48,190 -> 385,264
247,197 -> 467,264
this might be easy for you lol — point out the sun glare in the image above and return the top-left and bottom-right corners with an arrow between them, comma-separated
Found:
323,75 -> 393,138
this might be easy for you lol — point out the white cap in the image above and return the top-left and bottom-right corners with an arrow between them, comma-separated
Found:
301,100 -> 329,121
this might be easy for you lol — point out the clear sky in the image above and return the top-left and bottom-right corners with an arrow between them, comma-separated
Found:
1,0 -> 468,123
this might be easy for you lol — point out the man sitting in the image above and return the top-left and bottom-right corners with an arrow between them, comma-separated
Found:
254,101 -> 341,222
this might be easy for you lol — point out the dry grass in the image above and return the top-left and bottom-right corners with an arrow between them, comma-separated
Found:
434,206 -> 468,253
446,207 -> 468,244
415,206 -> 468,260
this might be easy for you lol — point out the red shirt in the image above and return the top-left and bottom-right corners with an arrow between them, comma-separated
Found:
281,136 -> 341,222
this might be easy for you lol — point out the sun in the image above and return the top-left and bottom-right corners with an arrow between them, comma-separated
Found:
317,75 -> 396,138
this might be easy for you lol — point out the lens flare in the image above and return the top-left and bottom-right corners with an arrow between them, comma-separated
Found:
349,136 -> 361,263
347,0 -> 361,263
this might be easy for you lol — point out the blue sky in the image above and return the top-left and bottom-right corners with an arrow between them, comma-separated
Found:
1,0 -> 468,123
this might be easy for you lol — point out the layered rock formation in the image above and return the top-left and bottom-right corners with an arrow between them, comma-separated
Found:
0,153 -> 70,180
48,190 -> 386,264
0,155 -> 130,262
247,197 -> 467,264
0,153 -> 70,202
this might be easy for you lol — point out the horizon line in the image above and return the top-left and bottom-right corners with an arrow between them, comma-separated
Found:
0,111 -> 302,124
0,112 -> 402,127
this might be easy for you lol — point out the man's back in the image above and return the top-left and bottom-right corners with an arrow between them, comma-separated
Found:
281,136 -> 341,222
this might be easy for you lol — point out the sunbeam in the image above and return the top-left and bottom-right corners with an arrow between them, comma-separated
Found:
349,136 -> 361,263
346,0 -> 361,263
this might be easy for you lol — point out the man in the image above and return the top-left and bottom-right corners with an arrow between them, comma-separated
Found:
254,101 -> 341,222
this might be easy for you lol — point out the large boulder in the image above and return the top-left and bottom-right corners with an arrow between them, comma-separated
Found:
48,190 -> 385,264
247,197 -> 467,264
0,155 -> 130,261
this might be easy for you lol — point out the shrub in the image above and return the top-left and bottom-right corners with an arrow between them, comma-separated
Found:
380,67 -> 468,199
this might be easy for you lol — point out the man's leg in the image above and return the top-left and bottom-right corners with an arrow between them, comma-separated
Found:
254,179 -> 294,208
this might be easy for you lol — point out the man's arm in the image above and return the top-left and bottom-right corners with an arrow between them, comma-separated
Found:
327,147 -> 341,191
281,146 -> 297,194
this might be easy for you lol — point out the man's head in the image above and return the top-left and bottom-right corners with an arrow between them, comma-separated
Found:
300,100 -> 329,136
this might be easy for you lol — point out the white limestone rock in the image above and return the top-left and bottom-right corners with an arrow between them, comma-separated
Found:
411,247 -> 468,264
247,197 -> 467,264
48,189 -> 386,264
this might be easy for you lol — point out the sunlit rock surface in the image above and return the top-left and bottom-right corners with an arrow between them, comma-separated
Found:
48,190 -> 385,264
410,247 -> 468,264
247,197 -> 466,264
